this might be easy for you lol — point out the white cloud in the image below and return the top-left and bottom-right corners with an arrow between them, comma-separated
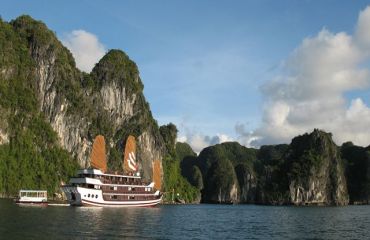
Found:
176,135 -> 187,143
235,123 -> 260,147
244,5 -> 370,147
355,6 -> 370,51
61,30 -> 106,72
177,132 -> 234,154
217,133 -> 234,143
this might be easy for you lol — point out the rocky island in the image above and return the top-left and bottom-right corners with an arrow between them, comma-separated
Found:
0,15 -> 369,206
179,129 -> 370,205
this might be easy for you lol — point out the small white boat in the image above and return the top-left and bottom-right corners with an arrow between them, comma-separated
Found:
15,190 -> 48,205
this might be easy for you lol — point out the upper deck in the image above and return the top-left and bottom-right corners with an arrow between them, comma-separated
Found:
71,169 -> 152,187
77,169 -> 141,179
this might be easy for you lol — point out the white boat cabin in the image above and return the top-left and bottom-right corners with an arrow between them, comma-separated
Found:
18,190 -> 48,203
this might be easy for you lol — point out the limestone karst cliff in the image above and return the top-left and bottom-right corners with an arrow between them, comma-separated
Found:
256,131 -> 349,205
0,15 -> 167,194
286,129 -> 349,205
190,142 -> 258,204
181,130 -> 352,205
341,142 -> 370,204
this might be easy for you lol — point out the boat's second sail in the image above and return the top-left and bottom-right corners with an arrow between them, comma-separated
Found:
90,135 -> 107,173
123,135 -> 137,173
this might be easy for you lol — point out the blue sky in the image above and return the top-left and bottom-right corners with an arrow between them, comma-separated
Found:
2,1 -> 370,151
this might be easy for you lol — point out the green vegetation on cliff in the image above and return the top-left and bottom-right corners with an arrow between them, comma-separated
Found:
0,120 -> 78,195
187,142 -> 258,203
177,142 -> 202,190
180,130 -> 351,205
91,49 -> 143,94
160,124 -> 199,203
0,15 -> 163,196
0,16 -> 78,196
342,142 -> 370,203
0,15 -> 192,199
255,144 -> 289,204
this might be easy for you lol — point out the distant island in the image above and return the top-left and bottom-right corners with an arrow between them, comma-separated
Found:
179,129 -> 370,205
0,15 -> 369,206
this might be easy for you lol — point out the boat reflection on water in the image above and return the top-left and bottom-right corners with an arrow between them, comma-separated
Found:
73,204 -> 163,237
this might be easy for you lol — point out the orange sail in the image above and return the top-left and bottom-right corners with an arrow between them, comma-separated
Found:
152,159 -> 162,190
123,135 -> 137,172
90,135 -> 107,173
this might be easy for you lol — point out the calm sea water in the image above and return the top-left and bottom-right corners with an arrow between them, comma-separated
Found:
0,199 -> 369,239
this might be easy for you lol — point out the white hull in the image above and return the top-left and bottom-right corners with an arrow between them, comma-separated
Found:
62,186 -> 162,208
81,198 -> 162,207
17,197 -> 47,203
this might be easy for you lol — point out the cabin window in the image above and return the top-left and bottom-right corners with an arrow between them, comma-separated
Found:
96,195 -> 98,199
88,194 -> 90,198
91,194 -> 94,198
129,196 -> 135,200
132,187 -> 136,191
110,186 -> 114,190
112,195 -> 117,200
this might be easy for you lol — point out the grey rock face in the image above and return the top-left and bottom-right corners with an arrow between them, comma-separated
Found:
20,21 -> 166,182
235,164 -> 257,203
287,130 -> 349,206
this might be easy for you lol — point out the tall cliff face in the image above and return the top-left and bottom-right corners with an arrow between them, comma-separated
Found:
255,144 -> 290,204
183,130 -> 350,205
256,130 -> 349,205
287,130 -> 349,205
202,157 -> 239,203
235,164 -> 257,203
0,16 -> 80,194
341,142 -> 370,204
0,16 -> 166,186
194,142 -> 258,203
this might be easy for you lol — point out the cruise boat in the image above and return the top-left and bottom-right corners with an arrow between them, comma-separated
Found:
15,190 -> 48,205
62,135 -> 162,207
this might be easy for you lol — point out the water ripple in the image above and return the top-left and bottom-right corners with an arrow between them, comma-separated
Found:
1,200 -> 370,239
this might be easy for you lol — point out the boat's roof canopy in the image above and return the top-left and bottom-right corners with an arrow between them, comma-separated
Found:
77,169 -> 103,175
77,168 -> 141,178
19,190 -> 47,193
